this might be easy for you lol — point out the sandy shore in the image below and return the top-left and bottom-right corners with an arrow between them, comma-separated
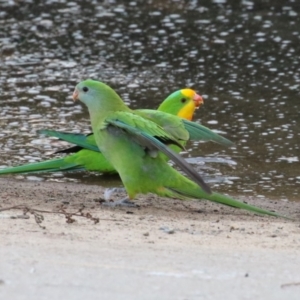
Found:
0,178 -> 300,299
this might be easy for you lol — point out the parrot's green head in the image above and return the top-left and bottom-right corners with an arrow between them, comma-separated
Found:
157,89 -> 203,121
73,79 -> 127,111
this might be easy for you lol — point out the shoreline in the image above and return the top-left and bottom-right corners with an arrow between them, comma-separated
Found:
0,178 -> 299,299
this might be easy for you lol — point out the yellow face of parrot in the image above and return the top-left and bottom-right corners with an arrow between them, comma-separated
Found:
176,89 -> 204,121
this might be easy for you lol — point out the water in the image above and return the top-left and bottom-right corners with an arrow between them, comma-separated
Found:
0,0 -> 299,201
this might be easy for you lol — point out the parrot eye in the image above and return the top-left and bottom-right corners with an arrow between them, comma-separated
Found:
181,98 -> 187,103
82,87 -> 89,92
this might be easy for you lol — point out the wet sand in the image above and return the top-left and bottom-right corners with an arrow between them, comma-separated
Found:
0,178 -> 300,300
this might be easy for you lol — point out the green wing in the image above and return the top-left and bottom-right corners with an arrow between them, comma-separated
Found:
38,130 -> 100,152
39,112 -> 233,152
135,109 -> 190,142
182,119 -> 234,147
137,109 -> 234,147
104,111 -> 211,194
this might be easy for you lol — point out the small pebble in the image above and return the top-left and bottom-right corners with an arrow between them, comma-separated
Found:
159,226 -> 175,234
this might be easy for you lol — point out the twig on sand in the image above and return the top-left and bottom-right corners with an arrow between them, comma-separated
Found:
281,282 -> 300,289
0,204 -> 108,228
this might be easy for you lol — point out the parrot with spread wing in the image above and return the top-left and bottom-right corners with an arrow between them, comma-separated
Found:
71,79 -> 287,218
0,88 -> 232,175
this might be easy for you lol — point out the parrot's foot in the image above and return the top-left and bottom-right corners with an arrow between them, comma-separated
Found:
103,187 -> 126,201
102,198 -> 139,208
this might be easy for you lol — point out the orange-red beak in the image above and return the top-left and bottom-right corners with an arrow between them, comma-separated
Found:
193,93 -> 204,108
72,88 -> 79,102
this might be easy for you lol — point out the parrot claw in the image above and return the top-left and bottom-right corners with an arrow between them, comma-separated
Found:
104,187 -> 126,201
102,197 -> 139,208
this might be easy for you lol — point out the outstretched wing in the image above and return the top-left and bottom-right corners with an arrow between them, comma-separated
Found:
38,130 -> 99,152
137,109 -> 233,147
104,111 -> 211,194
182,119 -> 234,147
136,109 -> 190,142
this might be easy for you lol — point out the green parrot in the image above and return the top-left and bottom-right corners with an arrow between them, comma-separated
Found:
0,88 -> 232,175
72,79 -> 287,218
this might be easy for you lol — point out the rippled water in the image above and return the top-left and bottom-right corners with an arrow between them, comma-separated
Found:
0,0 -> 299,201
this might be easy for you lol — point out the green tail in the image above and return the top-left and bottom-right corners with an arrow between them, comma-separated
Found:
168,185 -> 289,219
0,158 -> 82,175
206,192 -> 286,218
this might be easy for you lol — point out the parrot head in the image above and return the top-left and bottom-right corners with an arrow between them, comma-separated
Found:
157,89 -> 203,121
73,80 -> 104,104
73,79 -> 128,111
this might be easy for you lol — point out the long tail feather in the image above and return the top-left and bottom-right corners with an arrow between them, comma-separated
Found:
208,192 -> 288,218
0,158 -> 82,175
167,187 -> 290,219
